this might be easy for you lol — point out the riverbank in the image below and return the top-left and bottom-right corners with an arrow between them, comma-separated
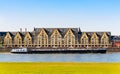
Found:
0,62 -> 120,74
0,48 -> 11,53
106,48 -> 120,52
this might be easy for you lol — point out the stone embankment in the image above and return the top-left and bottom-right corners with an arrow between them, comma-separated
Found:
0,48 -> 11,53
106,48 -> 120,52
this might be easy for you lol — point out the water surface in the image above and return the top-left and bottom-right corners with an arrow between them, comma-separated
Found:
0,53 -> 120,62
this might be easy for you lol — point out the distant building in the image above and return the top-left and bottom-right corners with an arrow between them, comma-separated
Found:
111,36 -> 120,48
2,28 -> 111,48
0,32 -> 7,47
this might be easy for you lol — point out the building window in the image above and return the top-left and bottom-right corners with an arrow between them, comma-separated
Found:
64,29 -> 75,47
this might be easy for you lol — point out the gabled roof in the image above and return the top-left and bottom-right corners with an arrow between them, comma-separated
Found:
83,32 -> 111,38
6,32 -> 15,37
34,28 -> 79,38
81,32 -> 89,38
61,28 -> 79,38
87,32 -> 100,39
10,32 -> 25,40
24,32 -> 33,37
17,32 -> 24,37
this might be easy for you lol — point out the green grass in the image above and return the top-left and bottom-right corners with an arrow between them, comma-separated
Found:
0,62 -> 120,74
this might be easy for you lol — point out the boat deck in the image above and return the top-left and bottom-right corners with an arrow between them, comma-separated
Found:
27,48 -> 106,53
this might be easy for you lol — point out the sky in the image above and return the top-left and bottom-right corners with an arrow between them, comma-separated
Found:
0,0 -> 120,35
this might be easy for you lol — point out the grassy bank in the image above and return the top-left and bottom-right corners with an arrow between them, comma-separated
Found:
0,62 -> 120,74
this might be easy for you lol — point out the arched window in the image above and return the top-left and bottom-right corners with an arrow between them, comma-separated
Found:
24,33 -> 32,46
37,29 -> 48,47
14,32 -> 22,46
50,29 -> 62,47
64,29 -> 75,47
101,33 -> 109,45
91,33 -> 99,45
4,33 -> 12,46
80,33 -> 88,44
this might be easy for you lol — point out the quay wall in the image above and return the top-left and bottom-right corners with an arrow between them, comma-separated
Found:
0,48 -> 11,53
106,48 -> 120,52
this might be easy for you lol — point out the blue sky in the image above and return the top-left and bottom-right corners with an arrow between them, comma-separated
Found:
0,0 -> 120,35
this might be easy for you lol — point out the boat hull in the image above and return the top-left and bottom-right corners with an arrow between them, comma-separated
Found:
28,50 -> 106,54
11,48 -> 106,54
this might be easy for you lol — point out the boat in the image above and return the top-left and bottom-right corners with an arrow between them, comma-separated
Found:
10,47 -> 106,53
11,47 -> 28,53
28,48 -> 106,53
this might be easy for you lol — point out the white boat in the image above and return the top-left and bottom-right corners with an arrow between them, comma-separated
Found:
11,48 -> 28,53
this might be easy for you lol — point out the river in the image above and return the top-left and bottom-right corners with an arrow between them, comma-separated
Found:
0,52 -> 120,62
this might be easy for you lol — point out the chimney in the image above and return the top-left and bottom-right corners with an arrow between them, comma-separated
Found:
33,27 -> 35,31
20,28 -> 22,32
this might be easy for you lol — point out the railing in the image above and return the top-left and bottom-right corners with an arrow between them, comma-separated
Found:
3,43 -> 112,48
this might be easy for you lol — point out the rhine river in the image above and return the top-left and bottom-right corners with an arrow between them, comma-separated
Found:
0,52 -> 120,62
